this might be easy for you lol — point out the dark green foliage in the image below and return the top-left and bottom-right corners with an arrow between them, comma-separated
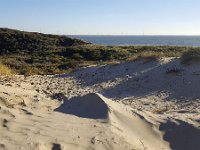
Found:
0,28 -> 88,54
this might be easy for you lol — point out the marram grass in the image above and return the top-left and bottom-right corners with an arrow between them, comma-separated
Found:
0,64 -> 14,75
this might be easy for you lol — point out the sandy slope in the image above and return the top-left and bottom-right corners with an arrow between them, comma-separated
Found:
0,58 -> 200,150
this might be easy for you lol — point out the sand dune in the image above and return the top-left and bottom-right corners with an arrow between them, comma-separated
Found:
1,58 -> 200,150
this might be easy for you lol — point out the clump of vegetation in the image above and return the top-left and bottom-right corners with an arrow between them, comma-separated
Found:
181,48 -> 200,64
166,67 -> 183,75
128,51 -> 165,62
153,107 -> 169,114
0,64 -> 14,75
0,28 -> 88,55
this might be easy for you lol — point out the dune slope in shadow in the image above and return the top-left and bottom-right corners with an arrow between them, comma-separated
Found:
55,93 -> 109,119
160,120 -> 200,150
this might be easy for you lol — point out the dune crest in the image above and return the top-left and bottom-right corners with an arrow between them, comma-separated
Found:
55,93 -> 170,149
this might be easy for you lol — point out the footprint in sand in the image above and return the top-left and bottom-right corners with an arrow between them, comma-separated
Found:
52,143 -> 62,150
0,144 -> 6,150
2,119 -> 8,128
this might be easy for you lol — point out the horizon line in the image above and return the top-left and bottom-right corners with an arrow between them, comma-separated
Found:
67,34 -> 200,36
2,27 -> 200,36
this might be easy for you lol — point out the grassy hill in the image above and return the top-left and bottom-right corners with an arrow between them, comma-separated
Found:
0,28 -> 91,75
0,28 -> 199,75
0,28 -> 88,53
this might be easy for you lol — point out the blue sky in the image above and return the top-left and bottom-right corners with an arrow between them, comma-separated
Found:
1,0 -> 200,35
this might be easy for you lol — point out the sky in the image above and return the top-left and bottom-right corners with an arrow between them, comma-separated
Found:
1,0 -> 200,35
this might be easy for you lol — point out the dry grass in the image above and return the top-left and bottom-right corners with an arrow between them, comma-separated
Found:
127,51 -> 165,62
152,107 -> 169,114
0,64 -> 15,75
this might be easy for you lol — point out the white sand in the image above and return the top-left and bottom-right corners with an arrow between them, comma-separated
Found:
0,58 -> 200,150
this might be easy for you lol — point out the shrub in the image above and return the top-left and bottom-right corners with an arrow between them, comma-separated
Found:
128,51 -> 163,62
166,67 -> 183,74
181,48 -> 200,64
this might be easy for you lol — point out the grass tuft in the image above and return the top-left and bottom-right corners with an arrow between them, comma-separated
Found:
166,67 -> 183,74
0,64 -> 14,75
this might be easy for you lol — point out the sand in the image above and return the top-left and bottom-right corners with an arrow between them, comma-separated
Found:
0,58 -> 200,150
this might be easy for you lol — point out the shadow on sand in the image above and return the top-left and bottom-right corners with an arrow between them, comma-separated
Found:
57,59 -> 200,101
54,93 -> 109,119
160,120 -> 200,150
99,59 -> 200,101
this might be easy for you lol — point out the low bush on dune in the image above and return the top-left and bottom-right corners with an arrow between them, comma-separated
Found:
181,48 -> 200,64
166,67 -> 183,74
0,64 -> 14,75
127,51 -> 165,62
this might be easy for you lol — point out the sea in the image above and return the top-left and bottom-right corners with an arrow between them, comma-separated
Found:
69,35 -> 200,47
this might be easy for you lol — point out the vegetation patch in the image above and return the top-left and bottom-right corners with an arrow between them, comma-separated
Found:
181,48 -> 200,64
166,67 -> 183,75
0,64 -> 14,75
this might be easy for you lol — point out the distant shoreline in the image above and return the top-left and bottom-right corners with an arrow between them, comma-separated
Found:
69,35 -> 200,47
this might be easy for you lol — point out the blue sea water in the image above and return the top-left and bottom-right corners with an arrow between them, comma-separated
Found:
69,35 -> 200,47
